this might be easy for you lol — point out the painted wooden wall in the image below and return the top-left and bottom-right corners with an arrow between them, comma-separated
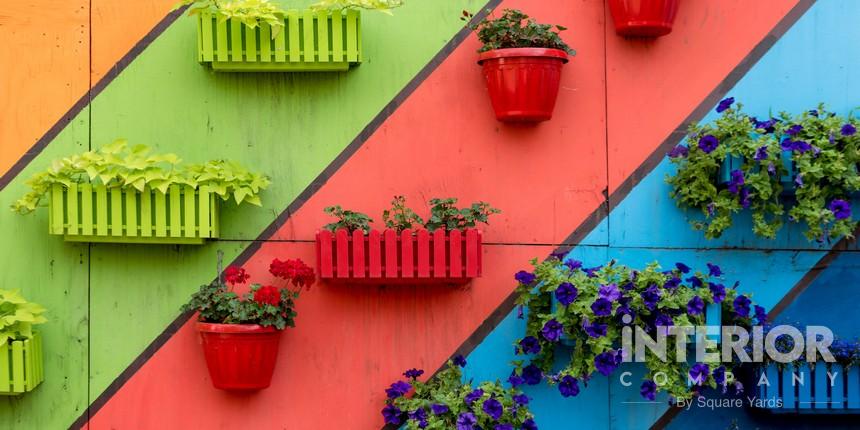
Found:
0,0 -> 858,429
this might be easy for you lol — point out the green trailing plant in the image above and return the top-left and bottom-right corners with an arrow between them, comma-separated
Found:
424,198 -> 501,232
382,358 -> 537,429
463,8 -> 575,55
310,0 -> 404,15
667,98 -> 860,242
0,289 -> 47,346
323,205 -> 374,233
12,139 -> 270,214
512,257 -> 765,401
382,195 -> 423,231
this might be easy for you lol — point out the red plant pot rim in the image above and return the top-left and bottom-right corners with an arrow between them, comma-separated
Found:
196,322 -> 279,334
477,47 -> 569,64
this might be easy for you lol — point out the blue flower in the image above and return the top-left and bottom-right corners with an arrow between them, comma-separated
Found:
430,403 -> 449,415
522,364 -> 543,385
456,412 -> 477,430
640,380 -> 657,401
641,285 -> 662,310
754,146 -> 769,161
795,173 -> 804,188
464,389 -> 484,406
382,404 -> 403,425
767,162 -> 776,175
698,135 -> 719,154
751,117 -> 778,133
842,123 -> 857,136
829,199 -> 852,220
668,145 -> 689,158
663,276 -> 681,290
783,139 -> 812,153
482,397 -> 504,420
754,305 -> 768,324
508,372 -> 525,388
716,97 -> 734,113
522,418 -> 538,430
675,262 -> 691,273
727,169 -> 744,194
689,363 -> 710,386
594,350 -> 621,376
787,124 -> 803,136
519,336 -> 541,355
409,408 -> 428,428
739,187 -> 751,209
583,318 -> 608,338
494,425 -> 514,430
584,266 -> 603,277
687,296 -> 705,316
599,283 -> 622,302
809,109 -> 819,117
713,366 -> 726,386
733,295 -> 752,318
591,298 -> 613,317
655,313 -> 674,327
616,305 -> 636,322
386,380 -> 412,399
555,282 -> 579,306
453,355 -> 467,368
558,375 -> 580,397
686,276 -> 703,288
515,270 -> 536,285
403,368 -> 424,379
707,202 -> 716,216
707,263 -> 722,277
565,259 -> 583,271
513,393 -> 529,405
541,319 -> 565,342
709,283 -> 726,303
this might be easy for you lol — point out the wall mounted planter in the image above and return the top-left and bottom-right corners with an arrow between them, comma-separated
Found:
197,10 -> 362,72
196,323 -> 282,391
478,48 -> 569,122
48,184 -> 220,245
316,228 -> 482,285
757,362 -> 860,412
608,0 -> 680,37
0,333 -> 44,396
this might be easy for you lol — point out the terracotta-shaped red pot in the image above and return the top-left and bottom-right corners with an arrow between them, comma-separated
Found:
196,322 -> 282,390
608,0 -> 681,37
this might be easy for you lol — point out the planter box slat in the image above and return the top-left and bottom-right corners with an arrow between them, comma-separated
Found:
48,184 -> 219,244
197,10 -> 361,72
316,228 -> 482,284
0,334 -> 43,395
757,363 -> 860,413
814,361 -> 828,409
832,364 -> 845,408
848,366 -> 860,408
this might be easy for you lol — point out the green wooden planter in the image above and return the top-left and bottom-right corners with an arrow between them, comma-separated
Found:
196,9 -> 362,72
0,333 -> 44,395
48,184 -> 220,245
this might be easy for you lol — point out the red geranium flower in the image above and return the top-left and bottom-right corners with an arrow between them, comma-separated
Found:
224,266 -> 250,286
270,258 -> 316,291
253,285 -> 281,306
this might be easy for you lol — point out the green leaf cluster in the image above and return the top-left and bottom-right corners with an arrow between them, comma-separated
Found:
668,102 -> 860,241
323,197 -> 501,233
12,139 -> 270,214
182,282 -> 298,330
323,205 -> 375,233
382,195 -> 424,231
0,289 -> 47,346
514,258 -> 761,401
309,0 -> 404,15
388,361 -> 536,430
424,198 -> 501,232
465,8 -> 575,55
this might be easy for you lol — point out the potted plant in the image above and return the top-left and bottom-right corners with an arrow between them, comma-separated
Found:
316,196 -> 500,284
12,139 -> 270,245
607,0 -> 681,37
182,255 -> 315,390
179,0 -> 404,72
667,98 -> 860,242
0,289 -> 46,395
512,257 -> 765,401
465,9 -> 575,122
381,357 -> 539,429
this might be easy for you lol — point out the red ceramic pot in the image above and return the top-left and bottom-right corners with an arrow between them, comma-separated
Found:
608,0 -> 680,37
196,322 -> 282,390
478,48 -> 569,123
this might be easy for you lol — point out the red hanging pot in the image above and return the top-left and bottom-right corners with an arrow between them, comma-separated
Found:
196,322 -> 282,391
608,0 -> 681,37
478,48 -> 569,123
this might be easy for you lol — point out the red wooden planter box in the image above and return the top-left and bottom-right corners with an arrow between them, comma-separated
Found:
315,228 -> 482,284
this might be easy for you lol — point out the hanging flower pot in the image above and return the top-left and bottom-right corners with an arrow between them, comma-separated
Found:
478,48 -> 570,123
608,0 -> 681,37
196,323 -> 282,390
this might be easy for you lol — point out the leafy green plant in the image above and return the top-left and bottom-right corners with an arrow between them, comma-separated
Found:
0,289 -> 47,346
667,98 -> 860,241
12,139 -> 270,214
310,0 -> 404,15
464,8 -> 575,55
424,198 -> 501,232
382,195 -> 423,231
323,205 -> 373,233
382,359 -> 537,429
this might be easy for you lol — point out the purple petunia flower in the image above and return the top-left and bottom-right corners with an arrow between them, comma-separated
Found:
599,283 -> 622,302
522,364 -> 543,385
641,285 -> 662,310
709,282 -> 726,303
687,296 -> 705,316
727,169 -> 745,194
754,146 -> 769,161
829,199 -> 852,220
382,404 -> 403,425
668,145 -> 689,159
583,318 -> 608,338
594,350 -> 622,376
655,313 -> 674,327
430,403 -> 449,415
707,263 -> 722,277
787,124 -> 803,136
591,298 -> 613,317
686,276 -> 703,288
754,305 -> 768,324
513,393 -> 529,405
795,173 -> 804,188
689,363 -> 710,386
716,97 -> 734,113
515,270 -> 536,285
556,282 -> 579,306
386,380 -> 412,399
842,124 -> 857,136
519,336 -> 541,355
482,397 -> 504,421
403,368 -> 424,379
664,276 -> 681,290
733,295 -> 752,318
541,319 -> 565,342
584,266 -> 603,277
522,418 -> 538,430
706,202 -> 716,217
616,305 -> 635,322
508,372 -> 524,388
565,259 -> 583,271
408,408 -> 428,428
456,412 -> 477,430
698,135 -> 720,154
767,162 -> 777,175
465,389 -> 484,406
640,380 -> 657,401
453,355 -> 467,368
739,187 -> 752,209
558,375 -> 580,397
713,366 -> 726,386
495,425 -> 514,430
751,117 -> 778,133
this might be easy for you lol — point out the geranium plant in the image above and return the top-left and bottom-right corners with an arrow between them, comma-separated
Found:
382,357 -> 538,430
667,98 -> 860,242
323,197 -> 501,233
511,256 -> 766,401
465,8 -> 575,54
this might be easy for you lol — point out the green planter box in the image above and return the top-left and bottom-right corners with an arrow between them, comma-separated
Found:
196,9 -> 362,72
0,333 -> 43,395
48,184 -> 220,245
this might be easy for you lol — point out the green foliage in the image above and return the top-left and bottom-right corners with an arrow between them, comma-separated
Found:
668,102 -> 860,242
0,289 -> 47,346
382,195 -> 423,231
465,8 -> 575,55
388,361 -> 536,429
424,198 -> 501,232
309,0 -> 405,15
178,0 -> 287,36
12,139 -> 270,214
323,205 -> 374,233
182,282 -> 298,329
